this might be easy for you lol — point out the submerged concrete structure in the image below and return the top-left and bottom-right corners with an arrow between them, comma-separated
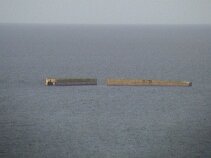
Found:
45,78 -> 97,86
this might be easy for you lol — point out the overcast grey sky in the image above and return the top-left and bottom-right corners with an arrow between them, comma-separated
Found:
0,0 -> 211,24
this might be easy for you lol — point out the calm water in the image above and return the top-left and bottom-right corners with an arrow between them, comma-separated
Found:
0,24 -> 211,157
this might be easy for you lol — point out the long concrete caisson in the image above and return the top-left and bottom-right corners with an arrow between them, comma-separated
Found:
106,79 -> 192,87
45,78 -> 97,86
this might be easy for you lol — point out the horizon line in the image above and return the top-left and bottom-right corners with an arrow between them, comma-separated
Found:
0,22 -> 211,26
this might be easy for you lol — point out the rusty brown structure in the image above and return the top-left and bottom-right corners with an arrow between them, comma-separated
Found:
106,79 -> 192,87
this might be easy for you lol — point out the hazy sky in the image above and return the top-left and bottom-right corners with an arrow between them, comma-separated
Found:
0,0 -> 211,24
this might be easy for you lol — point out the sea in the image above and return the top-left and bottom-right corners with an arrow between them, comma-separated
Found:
0,24 -> 211,158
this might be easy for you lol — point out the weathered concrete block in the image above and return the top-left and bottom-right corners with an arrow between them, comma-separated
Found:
45,78 -> 97,86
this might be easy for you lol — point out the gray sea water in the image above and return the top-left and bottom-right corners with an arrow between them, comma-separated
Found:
0,24 -> 211,158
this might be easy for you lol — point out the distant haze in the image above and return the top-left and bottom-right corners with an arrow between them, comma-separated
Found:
0,0 -> 211,24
